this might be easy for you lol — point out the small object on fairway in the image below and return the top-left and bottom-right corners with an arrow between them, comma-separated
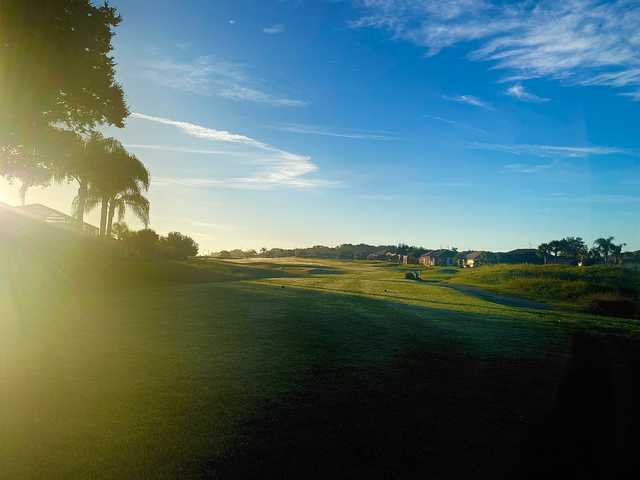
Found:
281,285 -> 285,289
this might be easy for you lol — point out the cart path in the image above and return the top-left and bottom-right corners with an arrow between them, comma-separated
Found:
443,283 -> 553,311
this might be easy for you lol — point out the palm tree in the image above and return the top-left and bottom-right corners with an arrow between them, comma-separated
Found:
594,237 -> 616,264
83,137 -> 150,236
105,187 -> 149,237
537,243 -> 552,264
51,130 -> 105,223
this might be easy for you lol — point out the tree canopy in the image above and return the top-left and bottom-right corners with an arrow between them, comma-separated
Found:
0,0 -> 128,147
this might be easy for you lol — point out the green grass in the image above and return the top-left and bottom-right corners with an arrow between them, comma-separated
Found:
446,263 -> 640,314
2,216 -> 640,478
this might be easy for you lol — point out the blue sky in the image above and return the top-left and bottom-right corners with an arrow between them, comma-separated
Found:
2,0 -> 639,252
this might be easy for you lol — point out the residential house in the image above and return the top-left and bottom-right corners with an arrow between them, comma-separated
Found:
13,203 -> 100,236
497,248 -> 542,265
419,249 -> 457,267
458,251 -> 491,268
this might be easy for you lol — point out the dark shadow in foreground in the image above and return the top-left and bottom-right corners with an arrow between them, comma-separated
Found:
205,331 -> 640,479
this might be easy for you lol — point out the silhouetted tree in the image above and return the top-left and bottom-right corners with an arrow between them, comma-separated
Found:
159,232 -> 198,260
1,0 -> 128,146
537,243 -> 552,264
0,145 -> 50,204
594,237 -> 617,264
82,137 -> 149,236
111,221 -> 130,241
125,228 -> 159,257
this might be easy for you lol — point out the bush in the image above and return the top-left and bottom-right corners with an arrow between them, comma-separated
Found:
124,228 -> 159,257
158,231 -> 198,260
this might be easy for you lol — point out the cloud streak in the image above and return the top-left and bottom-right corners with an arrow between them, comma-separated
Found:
443,94 -> 492,109
269,123 -> 402,140
353,0 -> 640,99
140,56 -> 306,107
469,142 -> 632,158
425,115 -> 487,135
505,83 -> 550,103
263,24 -> 285,34
132,112 -> 331,189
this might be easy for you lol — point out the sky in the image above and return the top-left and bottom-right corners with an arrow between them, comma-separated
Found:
2,0 -> 640,253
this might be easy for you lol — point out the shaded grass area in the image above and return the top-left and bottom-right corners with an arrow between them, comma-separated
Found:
447,264 -> 640,317
3,218 -> 640,479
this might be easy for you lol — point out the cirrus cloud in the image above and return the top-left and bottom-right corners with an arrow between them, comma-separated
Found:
352,0 -> 640,100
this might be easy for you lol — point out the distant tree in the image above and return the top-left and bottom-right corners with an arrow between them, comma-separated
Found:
160,232 -> 198,260
0,145 -> 50,204
561,236 -> 587,262
611,242 -> 627,265
548,240 -> 563,259
593,237 -> 616,264
218,250 -> 232,259
537,243 -> 552,264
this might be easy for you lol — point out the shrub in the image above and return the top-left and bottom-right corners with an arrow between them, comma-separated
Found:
158,232 -> 198,260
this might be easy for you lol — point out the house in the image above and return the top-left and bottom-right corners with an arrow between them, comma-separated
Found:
497,248 -> 542,264
13,203 -> 99,236
419,249 -> 457,267
385,252 -> 404,263
459,251 -> 488,268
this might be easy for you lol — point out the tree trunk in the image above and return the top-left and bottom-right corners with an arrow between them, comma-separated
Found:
99,196 -> 109,237
76,180 -> 88,223
106,198 -> 117,238
19,182 -> 28,206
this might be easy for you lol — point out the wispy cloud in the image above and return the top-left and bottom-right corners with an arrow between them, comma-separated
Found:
505,83 -> 549,103
269,123 -> 402,140
548,192 -> 640,204
140,56 -> 306,107
124,144 -> 255,157
620,91 -> 640,102
469,142 -> 632,158
425,115 -> 487,135
352,0 -> 640,99
132,112 -> 332,189
443,94 -> 492,109
219,85 -> 306,107
263,24 -> 285,34
504,162 -> 555,174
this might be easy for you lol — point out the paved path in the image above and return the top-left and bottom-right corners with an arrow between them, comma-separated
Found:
443,283 -> 553,311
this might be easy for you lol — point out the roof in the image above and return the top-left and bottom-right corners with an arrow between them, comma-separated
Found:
505,248 -> 537,255
466,251 -> 484,260
15,203 -> 71,220
14,203 -> 98,232
420,249 -> 457,258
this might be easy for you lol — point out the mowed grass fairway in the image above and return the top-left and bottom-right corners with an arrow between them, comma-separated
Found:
2,250 -> 640,478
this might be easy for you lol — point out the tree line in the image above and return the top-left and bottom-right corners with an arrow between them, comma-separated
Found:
537,236 -> 627,265
213,238 -> 634,266
112,223 -> 198,260
0,1 -> 149,237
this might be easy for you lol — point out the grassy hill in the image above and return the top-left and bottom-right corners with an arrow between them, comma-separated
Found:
447,263 -> 640,317
2,215 -> 640,478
